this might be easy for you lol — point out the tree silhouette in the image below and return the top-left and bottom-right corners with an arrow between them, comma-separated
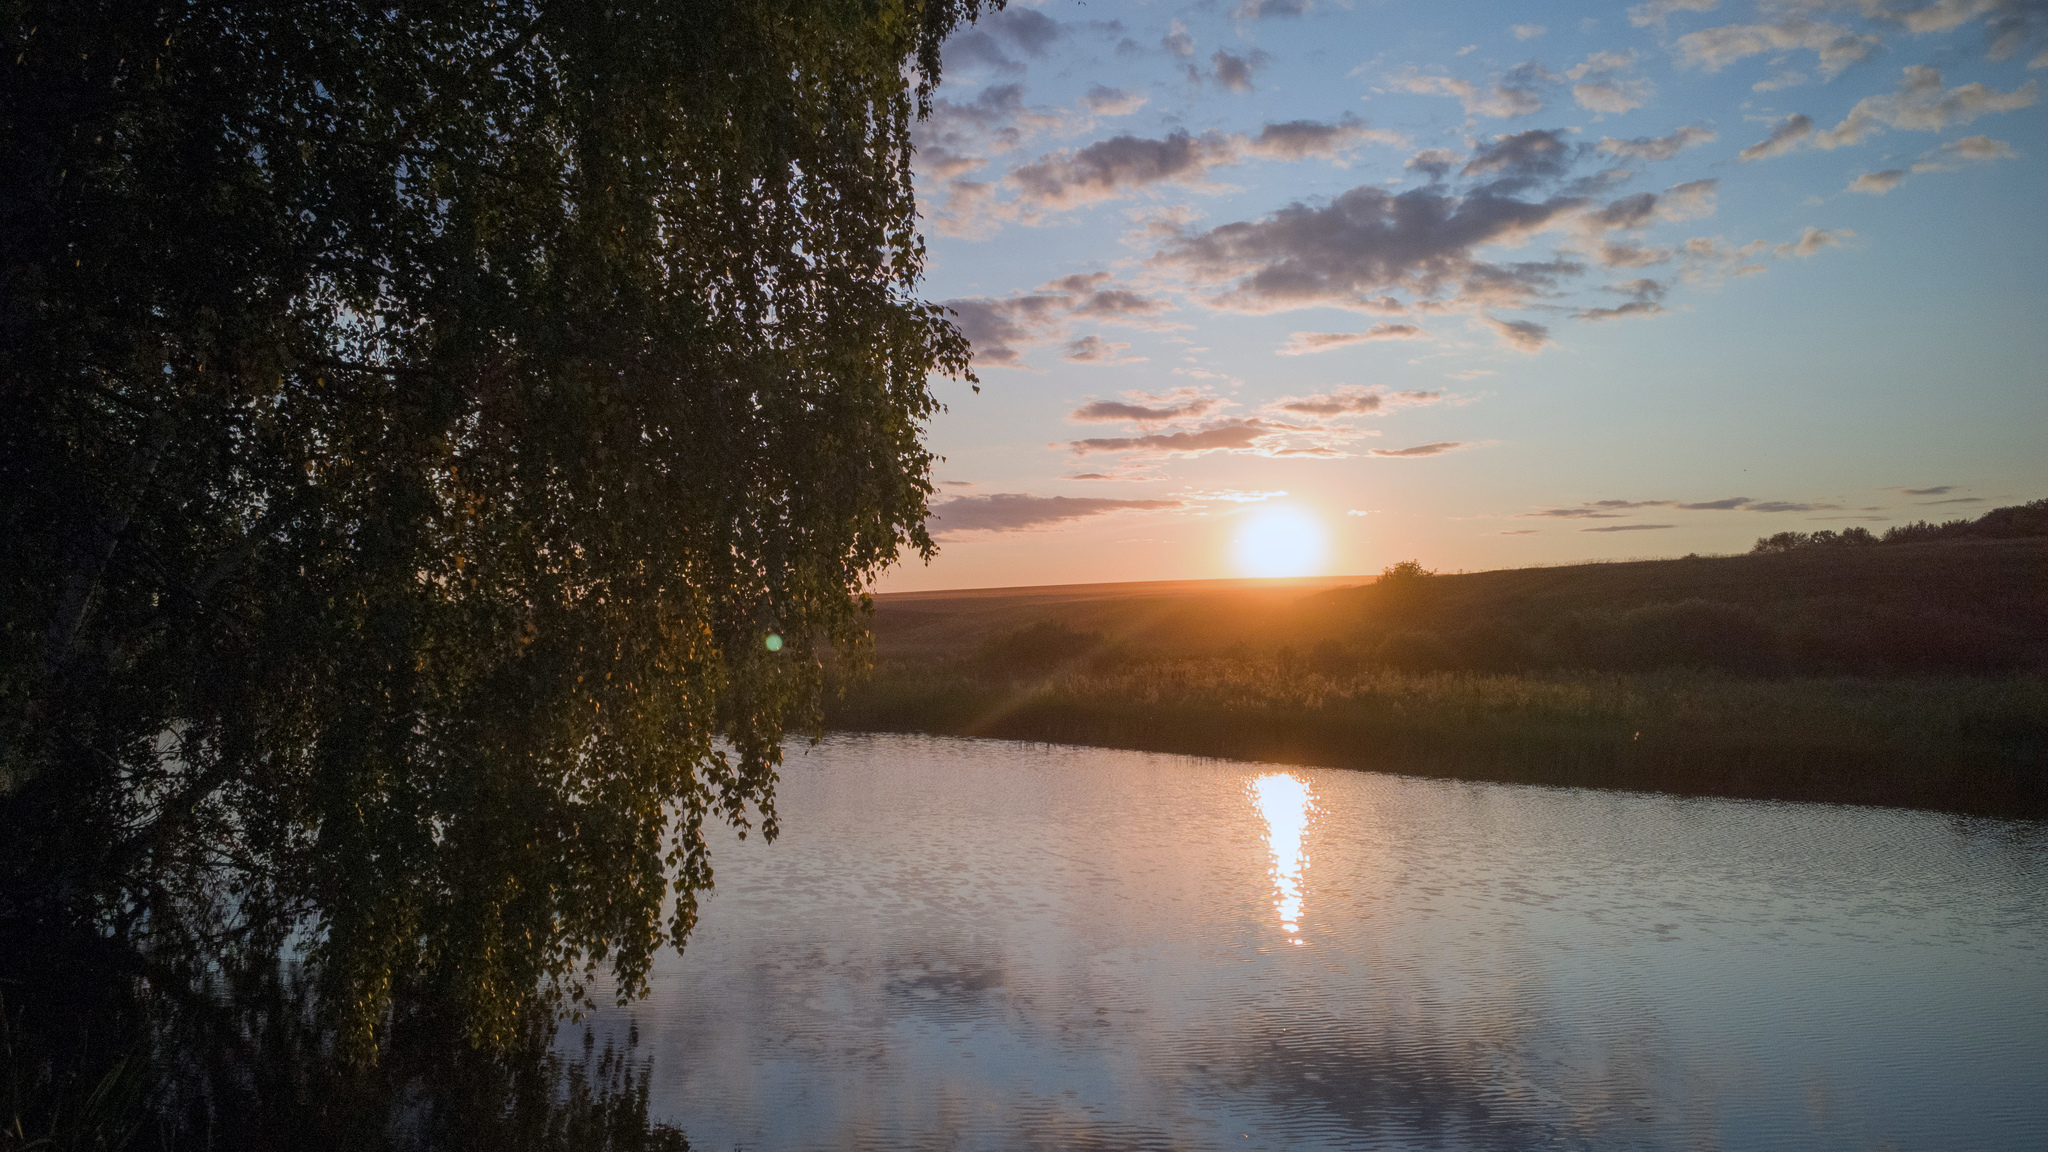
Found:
2,0 -> 993,1057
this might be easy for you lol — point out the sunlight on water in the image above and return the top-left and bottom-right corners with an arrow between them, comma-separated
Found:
1251,772 -> 1315,942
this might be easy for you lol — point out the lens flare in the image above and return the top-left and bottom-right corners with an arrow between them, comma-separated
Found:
1233,506 -> 1327,578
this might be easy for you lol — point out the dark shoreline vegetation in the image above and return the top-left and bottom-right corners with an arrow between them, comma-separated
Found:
829,518 -> 2048,818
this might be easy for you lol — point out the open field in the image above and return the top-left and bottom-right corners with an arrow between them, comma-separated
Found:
831,538 -> 2048,816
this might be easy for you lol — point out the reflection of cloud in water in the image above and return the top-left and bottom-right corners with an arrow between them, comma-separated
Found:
1251,773 -> 1314,941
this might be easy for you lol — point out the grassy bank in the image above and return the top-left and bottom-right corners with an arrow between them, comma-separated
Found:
826,660 -> 2048,817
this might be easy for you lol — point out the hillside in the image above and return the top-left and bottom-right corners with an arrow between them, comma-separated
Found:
872,536 -> 2048,677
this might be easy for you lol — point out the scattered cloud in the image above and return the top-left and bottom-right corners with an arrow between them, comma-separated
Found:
1063,335 -> 1146,364
1753,69 -> 1808,92
1813,66 -> 2036,150
1481,314 -> 1554,351
1183,488 -> 1288,503
1276,325 -> 1429,354
1162,19 -> 1195,57
927,493 -> 1183,535
995,116 -> 1402,219
1385,66 -> 1545,118
1149,177 -> 1585,318
1212,49 -> 1270,93
1370,441 -> 1470,457
942,275 -> 1177,369
1598,124 -> 1717,161
1912,133 -> 2019,170
1919,496 -> 1986,504
1775,226 -> 1853,258
1584,523 -> 1675,531
1498,528 -> 1543,535
1068,388 -> 1221,423
1347,509 -> 1378,516
1847,168 -> 1908,193
1513,24 -> 1548,40
1081,85 -> 1147,116
1628,0 -> 1719,28
1674,19 -> 1882,78
1902,485 -> 1956,495
1269,386 -> 1446,416
1738,113 -> 1815,161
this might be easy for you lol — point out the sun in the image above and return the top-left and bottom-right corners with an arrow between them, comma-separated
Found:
1233,506 -> 1328,578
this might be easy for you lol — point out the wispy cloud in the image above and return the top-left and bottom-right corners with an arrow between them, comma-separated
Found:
927,493 -> 1183,535
1276,325 -> 1429,354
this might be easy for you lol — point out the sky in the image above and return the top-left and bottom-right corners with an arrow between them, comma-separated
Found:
881,0 -> 2048,592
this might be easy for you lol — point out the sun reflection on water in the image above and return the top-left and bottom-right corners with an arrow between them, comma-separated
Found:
1251,772 -> 1316,943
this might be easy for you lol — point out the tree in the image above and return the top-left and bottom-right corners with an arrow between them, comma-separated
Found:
1,0 -> 992,1058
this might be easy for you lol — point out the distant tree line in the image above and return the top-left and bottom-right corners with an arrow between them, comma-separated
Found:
1753,498 -> 2048,553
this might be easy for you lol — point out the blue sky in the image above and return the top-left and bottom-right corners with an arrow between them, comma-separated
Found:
884,0 -> 2048,591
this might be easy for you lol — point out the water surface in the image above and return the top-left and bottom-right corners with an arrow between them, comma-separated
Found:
582,733 -> 2048,1150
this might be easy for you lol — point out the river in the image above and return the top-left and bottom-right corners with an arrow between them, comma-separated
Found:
577,732 -> 2048,1150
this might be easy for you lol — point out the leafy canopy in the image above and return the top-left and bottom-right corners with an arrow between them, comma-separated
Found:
1,0 -> 991,1055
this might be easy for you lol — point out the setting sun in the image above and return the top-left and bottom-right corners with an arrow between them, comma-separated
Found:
1233,506 -> 1327,578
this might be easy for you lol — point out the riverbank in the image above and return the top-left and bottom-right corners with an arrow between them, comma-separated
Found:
825,662 -> 2048,817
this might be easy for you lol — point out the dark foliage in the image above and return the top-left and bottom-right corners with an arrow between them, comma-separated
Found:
1,0 -> 992,1069
1755,499 -> 2048,553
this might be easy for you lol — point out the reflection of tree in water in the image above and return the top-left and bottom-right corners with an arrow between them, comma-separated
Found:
3,942 -> 686,1151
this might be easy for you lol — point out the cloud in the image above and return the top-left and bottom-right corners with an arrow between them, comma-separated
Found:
943,16 -> 1055,74
1369,441 -> 1469,457
1233,0 -> 1314,19
1576,300 -> 1667,320
1676,496 -> 1750,509
1847,168 -> 1908,193
1249,116 -> 1408,159
1385,67 -> 1545,118
1276,325 -> 1429,354
1066,421 -> 1283,458
1674,19 -> 1882,78
1347,509 -> 1377,516
927,493 -> 1182,535
1575,78 -> 1653,114
1405,148 -> 1466,180
1499,528 -> 1543,535
1902,485 -> 1955,495
1212,50 -> 1268,93
1629,0 -> 1719,28
1523,507 -> 1630,518
1068,388 -> 1220,422
1162,19 -> 1195,57
1462,128 -> 1579,182
1919,496 -> 1985,504
1775,226 -> 1853,257
1081,86 -> 1147,116
1753,69 -> 1808,92
1743,500 -> 1843,512
1149,181 -> 1586,315
1001,117 -> 1399,216
1183,488 -> 1289,503
1584,523 -> 1675,531
1513,24 -> 1548,39
1270,386 -> 1446,416
1063,335 -> 1146,364
942,275 -> 1178,368
1739,114 -> 1815,161
1911,133 -> 2019,170
1481,315 -> 1553,351
1814,66 -> 2036,149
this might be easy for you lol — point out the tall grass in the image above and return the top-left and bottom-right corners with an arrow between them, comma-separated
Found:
826,658 -> 2048,817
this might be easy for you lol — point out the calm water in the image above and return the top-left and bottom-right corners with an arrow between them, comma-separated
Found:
580,733 -> 2048,1151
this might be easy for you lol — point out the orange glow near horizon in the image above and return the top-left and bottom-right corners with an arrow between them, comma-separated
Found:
1232,506 -> 1328,579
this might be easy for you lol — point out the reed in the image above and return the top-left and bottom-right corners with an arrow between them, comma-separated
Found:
826,659 -> 2048,817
